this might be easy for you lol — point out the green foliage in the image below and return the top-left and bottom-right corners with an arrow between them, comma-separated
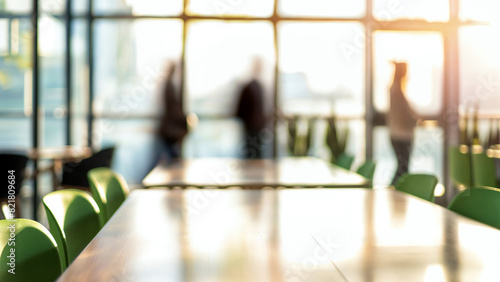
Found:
287,116 -> 314,156
326,117 -> 349,163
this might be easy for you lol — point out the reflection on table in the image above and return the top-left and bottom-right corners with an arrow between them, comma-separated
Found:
27,146 -> 92,161
59,189 -> 500,282
142,157 -> 370,188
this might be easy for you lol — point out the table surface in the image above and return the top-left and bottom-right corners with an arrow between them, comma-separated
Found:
58,188 -> 500,282
0,146 -> 92,161
142,157 -> 370,188
27,146 -> 92,160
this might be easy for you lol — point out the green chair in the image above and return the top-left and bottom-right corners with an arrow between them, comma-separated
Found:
471,152 -> 497,188
43,189 -> 102,270
395,173 -> 438,202
88,168 -> 129,224
336,153 -> 355,170
356,160 -> 376,186
448,147 -> 471,189
448,186 -> 500,229
0,219 -> 62,282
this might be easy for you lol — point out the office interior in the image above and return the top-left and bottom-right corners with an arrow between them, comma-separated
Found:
2,0 -> 500,280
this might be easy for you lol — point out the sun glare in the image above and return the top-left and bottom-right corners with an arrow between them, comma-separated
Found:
374,31 -> 443,115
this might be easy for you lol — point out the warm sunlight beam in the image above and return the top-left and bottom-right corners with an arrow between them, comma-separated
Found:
373,31 -> 443,115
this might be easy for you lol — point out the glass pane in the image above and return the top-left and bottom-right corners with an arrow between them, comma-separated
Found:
373,31 -> 443,114
0,19 -> 7,54
94,19 -> 183,118
71,19 -> 88,146
94,118 -> 156,184
186,20 -> 275,116
373,126 -> 444,187
277,22 -> 365,164
185,20 -> 275,157
373,0 -> 449,22
276,118 -> 366,169
459,26 -> 500,114
460,0 -> 500,22
0,117 -> 31,149
93,20 -> 182,178
279,22 -> 365,117
0,18 -> 32,149
72,0 -> 89,15
40,0 -> 65,14
373,31 -> 444,187
1,0 -> 32,14
279,0 -> 365,18
94,0 -> 183,16
187,0 -> 274,17
0,19 -> 32,104
184,119 -> 245,158
39,14 -> 66,147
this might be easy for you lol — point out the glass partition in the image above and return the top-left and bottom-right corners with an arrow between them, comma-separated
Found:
373,31 -> 444,186
278,0 -> 365,18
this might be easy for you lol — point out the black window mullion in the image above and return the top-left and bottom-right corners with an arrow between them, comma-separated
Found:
31,0 -> 39,219
65,0 -> 72,145
87,0 -> 94,148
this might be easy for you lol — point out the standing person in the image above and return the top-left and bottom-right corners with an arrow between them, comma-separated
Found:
157,62 -> 188,160
388,62 -> 419,185
236,59 -> 267,159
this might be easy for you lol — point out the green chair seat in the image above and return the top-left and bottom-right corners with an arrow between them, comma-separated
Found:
43,189 -> 102,269
395,173 -> 438,202
448,186 -> 500,229
471,152 -> 497,187
356,160 -> 376,187
336,153 -> 355,170
0,219 -> 62,282
88,168 -> 130,224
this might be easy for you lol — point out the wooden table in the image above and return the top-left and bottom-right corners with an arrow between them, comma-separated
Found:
1,146 -> 92,219
58,189 -> 500,281
26,146 -> 92,162
142,157 -> 370,188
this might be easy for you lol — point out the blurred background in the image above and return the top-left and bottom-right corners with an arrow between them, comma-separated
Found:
1,0 -> 500,213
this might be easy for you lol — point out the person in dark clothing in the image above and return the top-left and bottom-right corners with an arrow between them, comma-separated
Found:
157,63 -> 188,160
236,59 -> 267,159
387,62 -> 419,185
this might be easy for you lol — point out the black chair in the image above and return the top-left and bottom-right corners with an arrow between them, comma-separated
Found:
0,154 -> 29,218
60,147 -> 115,189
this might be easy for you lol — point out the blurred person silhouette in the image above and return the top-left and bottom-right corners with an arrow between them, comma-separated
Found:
157,62 -> 188,161
388,62 -> 419,185
236,58 -> 267,159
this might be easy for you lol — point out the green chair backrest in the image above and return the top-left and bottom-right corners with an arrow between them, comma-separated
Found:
448,186 -> 500,229
88,167 -> 129,224
395,173 -> 438,202
356,160 -> 376,181
471,152 -> 497,187
0,219 -> 62,282
336,153 -> 355,170
43,189 -> 101,269
448,146 -> 471,189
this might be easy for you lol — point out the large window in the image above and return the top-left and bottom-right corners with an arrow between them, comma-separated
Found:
184,20 -> 275,158
0,17 -> 32,149
373,31 -> 444,185
1,0 -> 496,201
